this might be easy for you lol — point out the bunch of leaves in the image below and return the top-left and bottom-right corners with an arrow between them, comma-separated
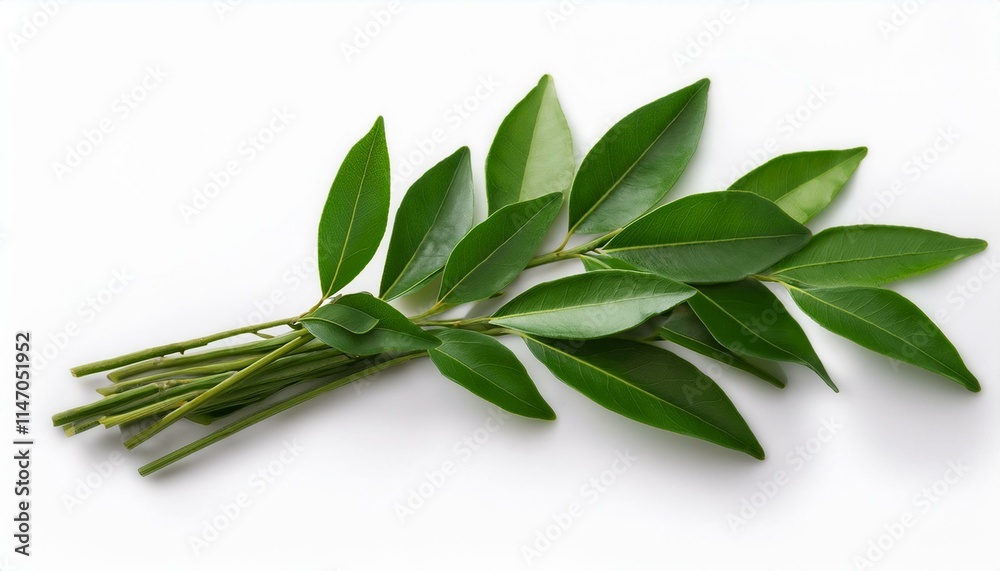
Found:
55,75 -> 986,476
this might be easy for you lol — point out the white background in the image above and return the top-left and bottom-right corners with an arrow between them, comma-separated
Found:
2,1 -> 999,570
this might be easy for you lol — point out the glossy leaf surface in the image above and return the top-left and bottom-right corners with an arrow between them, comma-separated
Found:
788,285 -> 980,391
486,75 -> 574,213
429,329 -> 555,419
568,79 -> 709,234
303,293 -> 438,356
380,147 -> 474,300
768,225 -> 987,287
687,280 -> 835,390
729,148 -> 867,223
525,336 -> 764,459
604,191 -> 811,283
659,305 -> 785,388
439,193 -> 561,304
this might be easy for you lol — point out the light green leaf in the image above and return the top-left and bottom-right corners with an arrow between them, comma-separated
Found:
604,191 -> 811,283
729,147 -> 867,223
380,147 -> 475,300
304,302 -> 379,334
568,79 -> 709,235
578,254 -> 638,272
525,336 -> 764,459
787,285 -> 980,391
439,192 -> 561,304
491,270 -> 694,339
302,293 -> 438,356
429,329 -> 555,419
768,225 -> 987,287
659,305 -> 785,388
687,280 -> 835,390
318,117 -> 391,297
486,75 -> 574,213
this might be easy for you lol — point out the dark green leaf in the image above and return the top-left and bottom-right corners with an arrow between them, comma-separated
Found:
525,336 -> 764,459
486,75 -> 574,213
604,191 -> 811,283
302,293 -> 438,355
439,192 -> 562,304
729,147 -> 867,223
318,117 -> 391,297
304,302 -> 379,334
380,147 -> 475,300
568,79 -> 709,235
787,285 -> 980,391
429,329 -> 555,419
491,270 -> 694,339
659,305 -> 785,388
768,225 -> 987,287
687,280 -> 835,390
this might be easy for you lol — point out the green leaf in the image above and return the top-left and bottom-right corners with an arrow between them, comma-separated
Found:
687,280 -> 835,390
429,329 -> 555,419
768,225 -> 987,287
302,293 -> 438,356
318,117 -> 391,297
604,191 -> 812,283
568,79 -> 709,235
659,305 -> 786,388
304,302 -> 379,334
486,75 -> 574,213
380,147 -> 475,300
578,254 -> 638,272
491,270 -> 694,339
729,147 -> 867,223
786,285 -> 980,391
439,192 -> 562,304
524,336 -> 764,459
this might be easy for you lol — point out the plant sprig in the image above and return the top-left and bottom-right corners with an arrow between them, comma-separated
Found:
55,75 -> 987,476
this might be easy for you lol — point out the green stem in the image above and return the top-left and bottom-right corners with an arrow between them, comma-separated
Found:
100,392 -> 206,428
138,353 -> 425,476
123,331 -> 312,449
52,384 -> 162,427
525,229 -> 621,269
73,316 -> 301,378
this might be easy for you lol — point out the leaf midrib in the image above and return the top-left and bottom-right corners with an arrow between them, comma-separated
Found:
432,349 -> 543,413
494,290 -> 689,321
772,245 -> 978,276
606,232 -> 805,253
440,197 -> 556,303
771,149 -> 865,204
791,287 -> 970,383
571,81 -> 707,233
531,338 -> 755,450
383,157 -> 466,298
326,133 -> 378,297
